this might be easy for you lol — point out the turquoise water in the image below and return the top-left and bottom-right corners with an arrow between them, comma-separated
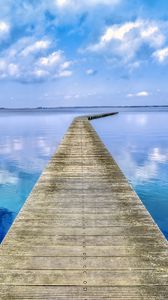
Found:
0,110 -> 168,242
92,112 -> 168,240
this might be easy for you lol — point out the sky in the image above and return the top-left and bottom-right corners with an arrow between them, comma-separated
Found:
0,0 -> 168,107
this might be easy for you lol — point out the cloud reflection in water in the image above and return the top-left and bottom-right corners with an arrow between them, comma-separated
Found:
93,112 -> 168,240
0,112 -> 75,242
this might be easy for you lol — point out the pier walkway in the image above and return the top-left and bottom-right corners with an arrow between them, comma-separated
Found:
0,115 -> 168,299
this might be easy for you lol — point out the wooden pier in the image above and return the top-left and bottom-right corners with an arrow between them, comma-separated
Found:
0,115 -> 168,299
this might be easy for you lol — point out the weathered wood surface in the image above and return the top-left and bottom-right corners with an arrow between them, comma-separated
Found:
0,116 -> 168,299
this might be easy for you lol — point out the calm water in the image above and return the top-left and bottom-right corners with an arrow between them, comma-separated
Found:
0,112 -> 76,242
0,110 -> 168,242
92,112 -> 168,240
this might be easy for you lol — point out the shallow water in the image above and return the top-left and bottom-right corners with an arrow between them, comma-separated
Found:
92,112 -> 168,240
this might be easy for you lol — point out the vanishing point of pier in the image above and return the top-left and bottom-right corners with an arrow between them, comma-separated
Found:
0,114 -> 168,299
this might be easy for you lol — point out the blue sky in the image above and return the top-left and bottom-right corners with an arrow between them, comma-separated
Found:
0,0 -> 168,107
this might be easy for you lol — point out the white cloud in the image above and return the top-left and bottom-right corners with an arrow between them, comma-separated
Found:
0,21 -> 10,39
136,91 -> 149,97
153,47 -> 168,63
8,63 -> 19,77
56,0 -> 70,7
55,0 -> 121,9
127,91 -> 149,97
21,40 -> 51,57
37,51 -> 73,78
140,25 -> 165,47
0,37 -> 73,82
0,60 -> 20,79
87,19 -> 165,63
39,51 -> 62,67
33,69 -> 49,79
60,61 -> 72,69
58,69 -> 73,77
86,68 -> 97,75
100,21 -> 141,44
0,60 -> 7,71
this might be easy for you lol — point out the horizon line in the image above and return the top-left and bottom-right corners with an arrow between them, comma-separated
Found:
0,105 -> 168,110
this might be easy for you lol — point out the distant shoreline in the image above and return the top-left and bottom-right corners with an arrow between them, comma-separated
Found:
0,105 -> 168,111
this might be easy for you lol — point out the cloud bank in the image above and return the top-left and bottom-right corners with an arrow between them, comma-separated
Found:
0,37 -> 73,82
87,19 -> 166,64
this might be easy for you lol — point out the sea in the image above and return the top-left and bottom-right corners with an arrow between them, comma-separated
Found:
0,107 -> 168,242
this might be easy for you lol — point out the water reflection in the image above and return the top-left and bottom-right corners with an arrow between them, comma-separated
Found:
93,112 -> 168,240
0,112 -> 76,242
0,208 -> 14,242
1,110 -> 168,242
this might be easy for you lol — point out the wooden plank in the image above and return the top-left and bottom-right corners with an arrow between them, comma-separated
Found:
0,116 -> 168,299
